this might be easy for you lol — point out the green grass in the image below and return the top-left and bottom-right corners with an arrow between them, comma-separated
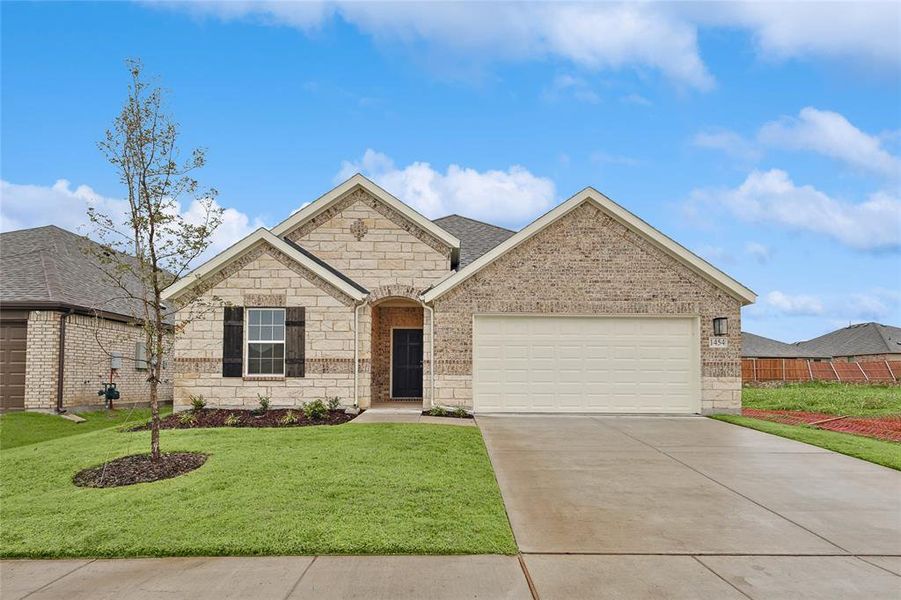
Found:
0,407 -> 170,450
0,423 -> 516,558
712,415 -> 901,471
743,382 -> 901,417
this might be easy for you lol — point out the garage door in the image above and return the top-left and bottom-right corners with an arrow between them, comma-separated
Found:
473,316 -> 699,413
1,321 -> 28,410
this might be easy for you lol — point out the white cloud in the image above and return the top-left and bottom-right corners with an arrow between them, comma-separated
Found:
620,93 -> 652,107
0,179 -> 263,264
759,107 -> 901,178
766,291 -> 825,316
692,129 -> 761,161
542,74 -> 600,104
845,289 -> 901,322
689,169 -> 901,251
336,149 -> 556,226
744,242 -> 770,264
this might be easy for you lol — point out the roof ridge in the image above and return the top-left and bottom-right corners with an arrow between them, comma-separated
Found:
432,213 -> 516,233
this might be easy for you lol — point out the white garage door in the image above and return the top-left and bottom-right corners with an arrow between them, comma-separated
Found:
473,315 -> 699,413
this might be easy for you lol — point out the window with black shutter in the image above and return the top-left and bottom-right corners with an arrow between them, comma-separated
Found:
222,306 -> 244,377
285,307 -> 305,378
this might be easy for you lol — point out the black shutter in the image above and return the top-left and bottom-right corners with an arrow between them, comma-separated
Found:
222,306 -> 244,377
285,307 -> 305,378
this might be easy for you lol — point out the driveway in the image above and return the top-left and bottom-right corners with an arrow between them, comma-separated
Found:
479,415 -> 901,599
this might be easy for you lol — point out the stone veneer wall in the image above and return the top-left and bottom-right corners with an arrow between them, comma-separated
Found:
173,244 -> 364,410
24,310 -> 174,411
284,188 -> 452,291
370,305 -> 423,403
429,201 -> 743,414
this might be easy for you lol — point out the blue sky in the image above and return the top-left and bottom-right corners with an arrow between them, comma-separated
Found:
2,1 -> 899,342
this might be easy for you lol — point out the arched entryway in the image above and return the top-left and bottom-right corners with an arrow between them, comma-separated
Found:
369,297 -> 424,405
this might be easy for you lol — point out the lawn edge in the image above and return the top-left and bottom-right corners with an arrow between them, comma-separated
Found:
710,414 -> 901,471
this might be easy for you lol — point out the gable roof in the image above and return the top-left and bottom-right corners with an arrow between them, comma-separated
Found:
421,187 -> 757,304
742,332 -> 831,359
161,229 -> 368,302
432,214 -> 516,268
0,225 -> 170,321
271,174 -> 460,249
796,322 -> 901,357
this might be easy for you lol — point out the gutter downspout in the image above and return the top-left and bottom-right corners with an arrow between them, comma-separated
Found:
353,300 -> 367,408
420,299 -> 436,409
56,309 -> 74,413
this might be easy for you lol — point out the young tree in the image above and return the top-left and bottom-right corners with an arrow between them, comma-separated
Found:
88,60 -> 222,462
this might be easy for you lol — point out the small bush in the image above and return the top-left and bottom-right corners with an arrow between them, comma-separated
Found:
178,411 -> 197,426
304,399 -> 328,420
280,410 -> 298,426
224,413 -> 241,427
426,407 -> 449,417
256,394 -> 270,413
190,395 -> 206,412
326,396 -> 342,411
451,407 -> 469,418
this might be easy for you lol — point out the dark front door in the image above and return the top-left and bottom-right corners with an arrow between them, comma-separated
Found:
392,328 -> 423,398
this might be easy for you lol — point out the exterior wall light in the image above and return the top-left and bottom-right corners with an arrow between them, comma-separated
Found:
713,317 -> 728,336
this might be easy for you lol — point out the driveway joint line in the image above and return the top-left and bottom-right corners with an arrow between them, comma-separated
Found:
282,555 -> 317,600
692,555 -> 755,600
596,417 -> 853,555
517,553 -> 541,600
19,558 -> 96,600
856,556 -> 901,578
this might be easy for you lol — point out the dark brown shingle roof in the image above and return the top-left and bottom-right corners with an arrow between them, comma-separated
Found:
432,214 -> 516,268
0,225 -> 170,321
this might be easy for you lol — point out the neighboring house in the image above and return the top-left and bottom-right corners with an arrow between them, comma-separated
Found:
741,332 -> 831,360
0,225 -> 174,411
796,323 -> 901,362
163,175 -> 755,415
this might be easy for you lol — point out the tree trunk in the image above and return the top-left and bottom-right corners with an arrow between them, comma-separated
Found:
150,375 -> 160,462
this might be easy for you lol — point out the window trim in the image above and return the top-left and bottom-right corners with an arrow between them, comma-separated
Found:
244,307 -> 286,377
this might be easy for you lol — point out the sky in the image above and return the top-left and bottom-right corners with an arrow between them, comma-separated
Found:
1,1 -> 899,343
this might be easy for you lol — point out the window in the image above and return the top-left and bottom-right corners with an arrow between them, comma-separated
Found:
246,308 -> 285,375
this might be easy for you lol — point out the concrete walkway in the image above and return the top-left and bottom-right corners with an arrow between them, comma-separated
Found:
350,405 -> 475,426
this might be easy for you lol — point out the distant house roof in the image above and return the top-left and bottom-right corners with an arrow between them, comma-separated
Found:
0,225 -> 170,322
432,214 -> 516,268
796,322 -> 901,358
741,332 -> 831,359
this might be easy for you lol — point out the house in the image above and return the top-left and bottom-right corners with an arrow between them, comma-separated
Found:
163,175 -> 756,415
0,225 -> 174,411
796,322 -> 901,362
741,332 -> 830,360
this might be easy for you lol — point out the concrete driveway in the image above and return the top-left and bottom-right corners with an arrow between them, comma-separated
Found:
479,415 -> 901,599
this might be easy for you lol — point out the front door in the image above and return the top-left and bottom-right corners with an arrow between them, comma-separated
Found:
391,328 -> 423,398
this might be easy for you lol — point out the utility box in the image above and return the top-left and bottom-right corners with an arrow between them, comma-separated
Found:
110,351 -> 123,370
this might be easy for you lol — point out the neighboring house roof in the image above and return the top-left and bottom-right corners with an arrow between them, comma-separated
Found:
432,214 -> 516,268
161,229 -> 368,302
422,187 -> 757,305
741,332 -> 831,359
270,174 -> 461,250
796,322 -> 901,358
0,225 -> 167,321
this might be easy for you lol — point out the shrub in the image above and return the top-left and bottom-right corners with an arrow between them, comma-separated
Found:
426,407 -> 448,417
280,410 -> 298,426
452,407 -> 469,418
304,399 -> 328,420
178,411 -> 197,426
256,394 -> 270,413
326,396 -> 342,411
224,413 -> 241,427
190,395 -> 206,412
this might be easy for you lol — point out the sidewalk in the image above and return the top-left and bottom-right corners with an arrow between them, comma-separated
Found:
1,555 -> 531,600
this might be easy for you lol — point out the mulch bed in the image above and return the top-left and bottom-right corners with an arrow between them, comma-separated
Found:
742,408 -> 901,442
129,408 -> 357,430
421,411 -> 474,420
73,452 -> 208,488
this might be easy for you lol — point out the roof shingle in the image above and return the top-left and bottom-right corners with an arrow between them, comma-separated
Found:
432,214 -> 516,268
796,322 -> 901,358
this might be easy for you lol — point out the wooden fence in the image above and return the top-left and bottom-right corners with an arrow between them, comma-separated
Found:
742,358 -> 900,384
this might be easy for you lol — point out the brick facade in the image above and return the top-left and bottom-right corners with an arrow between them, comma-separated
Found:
429,202 -> 743,414
23,310 -> 174,411
370,304 -> 424,403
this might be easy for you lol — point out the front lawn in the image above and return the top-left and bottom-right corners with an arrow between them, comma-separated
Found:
0,423 -> 516,558
0,407 -> 171,450
743,382 -> 901,417
712,415 -> 901,471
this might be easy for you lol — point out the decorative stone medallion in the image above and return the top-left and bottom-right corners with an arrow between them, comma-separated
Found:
350,218 -> 369,241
